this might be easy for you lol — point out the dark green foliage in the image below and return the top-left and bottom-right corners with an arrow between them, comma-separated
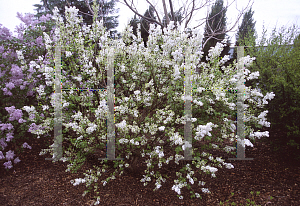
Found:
140,5 -> 158,47
241,24 -> 300,157
129,14 -> 140,39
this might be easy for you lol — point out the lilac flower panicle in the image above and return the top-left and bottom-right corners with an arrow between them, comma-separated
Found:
14,157 -> 21,164
36,36 -> 43,45
39,14 -> 50,23
0,123 -> 14,131
2,52 -> 7,59
3,161 -> 13,169
0,24 -> 13,41
5,106 -> 16,114
7,108 -> 23,121
10,64 -> 23,77
28,123 -> 40,133
18,118 -> 27,123
27,90 -> 34,97
6,132 -> 14,142
16,12 -> 38,27
22,142 -> 32,149
0,138 -> 8,149
5,150 -> 15,160
0,151 -> 5,159
29,113 -> 36,120
6,82 -> 15,90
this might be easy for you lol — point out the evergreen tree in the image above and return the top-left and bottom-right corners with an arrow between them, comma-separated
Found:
139,5 -> 158,47
231,6 -> 257,63
199,0 -> 231,73
128,14 -> 140,38
127,5 -> 158,48
32,0 -> 120,39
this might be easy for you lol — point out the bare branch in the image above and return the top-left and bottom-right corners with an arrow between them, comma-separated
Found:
177,0 -> 212,28
123,0 -> 164,28
145,0 -> 162,23
66,0 -> 94,17
85,0 -> 95,16
120,0 -> 254,49
169,0 -> 175,22
184,0 -> 195,29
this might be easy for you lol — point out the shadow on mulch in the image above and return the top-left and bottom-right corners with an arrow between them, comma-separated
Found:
1,126 -> 300,206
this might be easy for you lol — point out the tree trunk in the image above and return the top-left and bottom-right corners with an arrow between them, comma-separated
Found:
162,0 -> 169,26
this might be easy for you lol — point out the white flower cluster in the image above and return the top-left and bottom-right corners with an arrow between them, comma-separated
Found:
236,138 -> 251,148
193,99 -> 204,106
219,55 -> 230,65
174,154 -> 184,165
42,66 -> 54,86
207,42 -> 226,60
23,106 -> 36,115
182,141 -> 192,151
243,55 -> 256,67
16,50 -> 24,60
64,122 -> 81,134
249,131 -> 269,139
72,75 -> 82,82
170,132 -> 184,145
95,99 -> 108,120
70,178 -> 86,186
119,138 -> 128,144
211,144 -> 219,149
65,51 -> 72,57
140,174 -> 152,184
86,123 -> 97,134
194,122 -> 216,140
153,175 -> 166,191
201,188 -> 211,194
224,146 -> 236,152
129,139 -> 139,145
173,64 -> 181,80
247,71 -> 260,80
201,165 -> 218,177
212,88 -> 226,101
172,180 -> 188,197
154,146 -> 164,158
145,79 -> 154,88
171,47 -> 184,62
72,111 -> 82,120
116,120 -> 128,133
42,105 -> 49,111
257,110 -> 271,127
35,85 -> 46,98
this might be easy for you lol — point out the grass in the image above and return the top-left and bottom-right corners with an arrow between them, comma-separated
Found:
219,191 -> 274,206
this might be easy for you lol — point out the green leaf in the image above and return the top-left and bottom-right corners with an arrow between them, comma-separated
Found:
175,146 -> 183,154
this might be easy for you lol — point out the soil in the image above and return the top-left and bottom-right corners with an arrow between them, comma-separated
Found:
0,125 -> 300,206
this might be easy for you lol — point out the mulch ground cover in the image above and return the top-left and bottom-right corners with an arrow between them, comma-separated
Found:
1,125 -> 300,206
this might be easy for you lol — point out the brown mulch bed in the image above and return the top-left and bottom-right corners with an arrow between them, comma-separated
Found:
1,126 -> 300,206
